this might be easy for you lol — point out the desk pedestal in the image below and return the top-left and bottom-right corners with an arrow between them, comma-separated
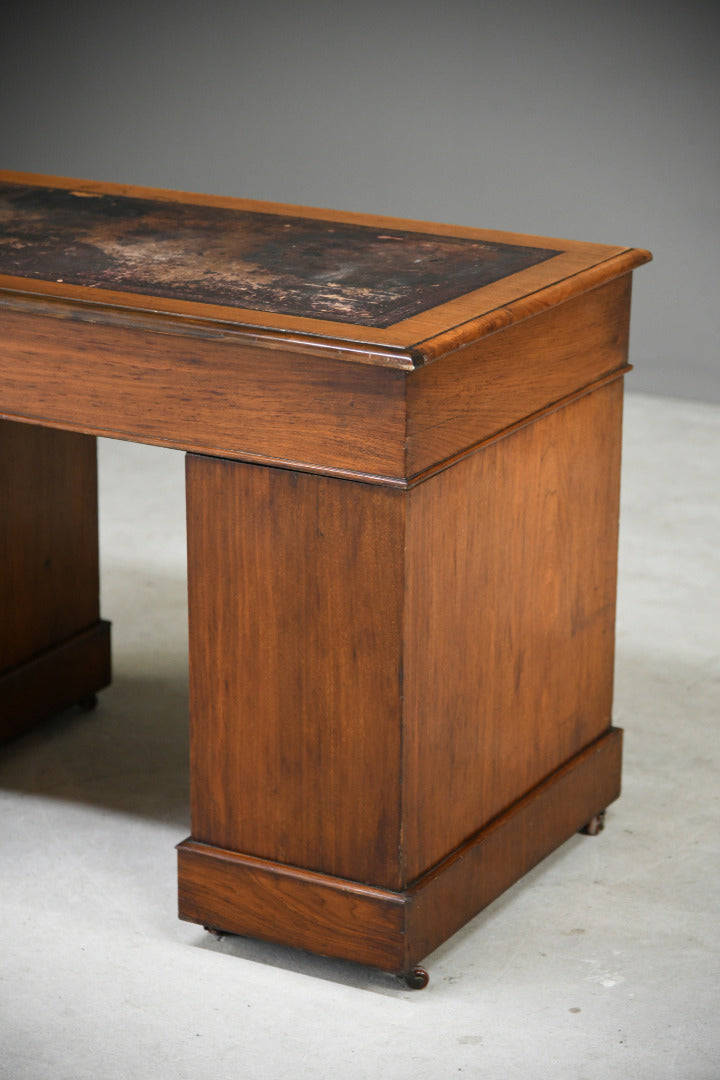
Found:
0,173 -> 650,984
178,378 -> 624,976
0,421 -> 110,742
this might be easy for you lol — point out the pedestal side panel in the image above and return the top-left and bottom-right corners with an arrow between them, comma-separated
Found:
402,379 -> 624,883
0,420 -> 100,669
186,456 -> 406,888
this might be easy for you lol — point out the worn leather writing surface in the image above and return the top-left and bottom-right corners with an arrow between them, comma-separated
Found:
0,182 -> 558,327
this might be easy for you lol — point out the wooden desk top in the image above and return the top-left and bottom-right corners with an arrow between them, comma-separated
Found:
0,172 -> 650,368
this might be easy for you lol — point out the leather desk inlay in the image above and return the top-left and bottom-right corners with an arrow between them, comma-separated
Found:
0,181 -> 560,328
0,171 -> 651,987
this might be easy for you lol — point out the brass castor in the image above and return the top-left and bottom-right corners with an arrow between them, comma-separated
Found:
399,966 -> 429,990
580,810 -> 606,836
78,693 -> 98,711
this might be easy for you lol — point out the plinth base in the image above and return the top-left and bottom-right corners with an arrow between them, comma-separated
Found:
0,620 -> 111,743
178,727 -> 622,976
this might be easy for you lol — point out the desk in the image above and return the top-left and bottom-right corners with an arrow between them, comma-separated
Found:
0,173 -> 650,986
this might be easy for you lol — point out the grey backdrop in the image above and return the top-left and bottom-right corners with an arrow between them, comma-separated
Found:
1,0 -> 718,401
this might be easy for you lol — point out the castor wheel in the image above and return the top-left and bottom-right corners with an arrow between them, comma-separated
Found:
78,693 -> 98,711
203,925 -> 227,941
580,810 -> 606,836
399,966 -> 429,990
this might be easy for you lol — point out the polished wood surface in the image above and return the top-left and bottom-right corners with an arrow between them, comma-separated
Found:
0,171 -> 650,355
178,729 -> 622,974
0,172 -> 648,487
186,456 -> 406,888
0,421 -> 111,739
0,306 -> 407,482
0,268 -> 634,486
0,622 -> 111,742
0,175 -> 651,978
406,274 -> 631,477
402,728 -> 623,968
0,421 -> 99,666
403,380 -> 623,881
178,840 -> 407,973
184,380 -> 623,898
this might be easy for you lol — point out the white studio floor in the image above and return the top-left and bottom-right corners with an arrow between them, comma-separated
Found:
1,392 -> 718,1080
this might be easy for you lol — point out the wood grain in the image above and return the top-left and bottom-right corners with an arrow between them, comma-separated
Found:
0,277 -> 632,486
186,456 -> 406,888
0,420 -> 110,740
0,175 -> 649,973
402,728 -> 623,969
406,274 -> 632,477
0,420 -> 101,668
185,378 -> 624,898
402,379 -> 624,882
177,728 -> 622,975
0,308 -> 407,481
0,170 -> 651,354
0,621 -> 111,742
177,841 -> 406,972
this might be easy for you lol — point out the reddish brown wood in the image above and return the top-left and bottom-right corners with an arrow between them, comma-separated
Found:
186,457 -> 406,888
0,421 -> 111,742
0,421 -> 101,668
0,174 -> 651,977
177,728 -> 621,974
177,842 -> 406,972
185,379 -> 623,898
0,173 -> 649,486
406,274 -> 632,477
402,379 -> 624,881
0,621 -> 111,742
0,170 -> 650,353
401,728 -> 623,969
0,309 -> 407,482
0,276 -> 633,487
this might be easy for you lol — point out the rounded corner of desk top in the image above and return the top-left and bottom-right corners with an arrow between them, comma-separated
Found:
0,171 -> 651,366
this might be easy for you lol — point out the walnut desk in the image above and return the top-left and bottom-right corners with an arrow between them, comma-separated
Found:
0,173 -> 651,986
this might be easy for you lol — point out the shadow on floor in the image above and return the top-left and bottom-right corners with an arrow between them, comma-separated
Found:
0,671 -> 191,828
